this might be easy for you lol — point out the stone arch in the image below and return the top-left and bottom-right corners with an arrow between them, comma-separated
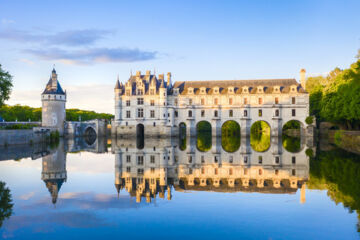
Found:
221,120 -> 241,153
282,120 -> 305,153
136,124 -> 144,149
196,121 -> 212,152
84,126 -> 97,146
250,120 -> 271,152
179,122 -> 187,151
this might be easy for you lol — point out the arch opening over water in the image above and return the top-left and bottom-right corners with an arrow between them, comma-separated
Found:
179,122 -> 187,151
221,120 -> 241,153
282,120 -> 304,153
250,120 -> 271,152
84,127 -> 97,146
136,124 -> 144,149
196,121 -> 212,152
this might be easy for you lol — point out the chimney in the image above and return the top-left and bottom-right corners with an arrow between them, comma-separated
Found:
300,69 -> 306,90
146,70 -> 151,76
158,74 -> 164,80
167,72 -> 171,84
136,71 -> 141,77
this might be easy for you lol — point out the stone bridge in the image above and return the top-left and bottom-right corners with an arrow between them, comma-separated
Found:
64,119 -> 107,138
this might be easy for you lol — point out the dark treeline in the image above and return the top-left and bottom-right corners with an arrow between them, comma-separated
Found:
0,105 -> 113,122
306,59 -> 360,129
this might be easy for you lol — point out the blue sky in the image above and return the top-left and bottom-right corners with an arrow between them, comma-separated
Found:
1,0 -> 359,113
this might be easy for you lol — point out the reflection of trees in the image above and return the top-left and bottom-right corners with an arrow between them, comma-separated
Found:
308,149 -> 360,232
250,121 -> 270,152
282,135 -> 301,153
196,121 -> 212,152
222,121 -> 240,152
0,181 -> 13,228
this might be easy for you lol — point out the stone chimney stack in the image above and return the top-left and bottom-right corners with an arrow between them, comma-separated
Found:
136,71 -> 141,77
167,72 -> 172,86
146,70 -> 151,76
300,69 -> 306,90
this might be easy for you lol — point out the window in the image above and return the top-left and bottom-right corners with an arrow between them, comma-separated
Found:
229,156 -> 233,163
137,89 -> 143,95
126,155 -> 131,163
258,98 -> 263,104
229,110 -> 233,117
201,98 -> 205,105
292,109 -> 296,116
275,109 -> 279,117
188,156 -> 192,163
244,110 -> 248,117
244,168 -> 248,175
126,100 -> 130,106
214,156 -> 218,163
137,108 -> 144,118
174,99 -> 178,105
138,169 -> 144,175
126,167 -> 131,173
137,98 -> 144,105
215,168 -> 218,175
150,89 -> 155,95
292,169 -> 296,176
292,97 -> 296,104
137,156 -> 144,165
275,156 -> 280,164
275,169 -> 279,175
292,156 -> 296,164
214,110 -> 218,117
175,111 -> 178,117
188,110 -> 192,117
201,155 -> 205,163
150,110 -> 155,118
229,98 -> 233,105
189,168 -> 193,174
259,109 -> 262,117
151,168 -> 155,173
189,99 -> 192,105
150,99 -> 155,106
201,167 -> 205,174
275,97 -> 279,104
244,98 -> 248,104
126,110 -> 131,118
244,156 -> 248,164
259,169 -> 262,175
153,122 -> 156,127
229,168 -> 233,175
214,98 -> 218,105
258,156 -> 263,164
201,110 -> 205,117
150,155 -> 155,163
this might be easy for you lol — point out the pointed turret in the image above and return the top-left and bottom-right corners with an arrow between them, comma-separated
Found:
115,75 -> 121,89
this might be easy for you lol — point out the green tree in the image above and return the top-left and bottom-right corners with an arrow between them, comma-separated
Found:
0,181 -> 13,228
0,65 -> 13,107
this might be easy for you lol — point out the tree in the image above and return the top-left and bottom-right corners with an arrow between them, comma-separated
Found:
0,65 -> 13,107
0,181 -> 13,228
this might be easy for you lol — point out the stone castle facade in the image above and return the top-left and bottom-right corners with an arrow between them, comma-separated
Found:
112,70 -> 310,137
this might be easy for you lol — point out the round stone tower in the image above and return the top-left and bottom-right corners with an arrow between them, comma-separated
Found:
41,68 -> 66,135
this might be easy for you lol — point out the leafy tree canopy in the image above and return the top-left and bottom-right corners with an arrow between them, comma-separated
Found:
0,65 -> 13,107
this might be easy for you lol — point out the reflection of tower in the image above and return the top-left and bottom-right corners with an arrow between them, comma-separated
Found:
41,141 -> 67,204
300,183 -> 306,204
115,150 -> 123,197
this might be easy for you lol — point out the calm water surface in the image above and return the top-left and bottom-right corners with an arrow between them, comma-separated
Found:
0,136 -> 359,240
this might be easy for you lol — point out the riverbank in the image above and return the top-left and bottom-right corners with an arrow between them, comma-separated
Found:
328,130 -> 360,155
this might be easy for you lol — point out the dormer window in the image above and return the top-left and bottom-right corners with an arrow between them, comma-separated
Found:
213,87 -> 219,94
188,88 -> 194,94
173,89 -> 179,95
228,87 -> 234,93
242,87 -> 248,93
257,86 -> 264,93
290,85 -> 297,93
274,86 -> 280,93
137,89 -> 143,95
200,87 -> 206,94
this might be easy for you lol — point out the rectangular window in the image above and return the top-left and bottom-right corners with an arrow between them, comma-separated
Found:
215,168 -> 218,175
150,99 -> 155,106
275,97 -> 279,104
244,98 -> 248,104
150,89 -> 155,95
137,89 -> 143,95
229,98 -> 233,105
259,109 -> 262,117
275,156 -> 280,164
229,110 -> 233,117
244,156 -> 248,164
150,110 -> 155,118
138,168 -> 144,175
292,169 -> 296,176
137,156 -> 144,165
126,167 -> 131,173
174,99 -> 178,105
201,155 -> 205,163
150,155 -> 155,163
126,155 -> 131,163
275,109 -> 279,117
137,108 -> 144,118
137,98 -> 144,105
201,98 -> 205,105
126,110 -> 131,118
201,110 -> 205,117
214,98 -> 218,105
126,100 -> 131,106
189,99 -> 192,105
258,156 -> 263,164
244,110 -> 248,117
292,109 -> 296,116
214,110 -> 218,117
175,111 -> 178,117
292,156 -> 296,164
259,98 -> 263,104
292,97 -> 296,104
150,168 -> 155,173
188,110 -> 192,117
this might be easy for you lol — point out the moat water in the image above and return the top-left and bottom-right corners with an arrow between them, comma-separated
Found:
0,134 -> 359,240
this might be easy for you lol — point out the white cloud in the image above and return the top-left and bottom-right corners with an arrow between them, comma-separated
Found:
1,18 -> 15,25
19,191 -> 35,200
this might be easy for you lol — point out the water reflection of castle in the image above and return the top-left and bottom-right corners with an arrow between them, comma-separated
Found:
112,137 -> 309,204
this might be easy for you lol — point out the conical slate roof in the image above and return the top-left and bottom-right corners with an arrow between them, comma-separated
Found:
42,69 -> 65,95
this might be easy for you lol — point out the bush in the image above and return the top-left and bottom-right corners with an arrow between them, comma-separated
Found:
305,116 -> 314,125
305,148 -> 314,157
0,124 -> 37,130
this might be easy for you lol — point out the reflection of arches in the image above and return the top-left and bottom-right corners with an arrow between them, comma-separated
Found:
179,122 -> 187,151
221,120 -> 240,153
282,120 -> 304,135
282,120 -> 304,153
196,121 -> 212,152
136,124 -> 144,149
84,126 -> 97,146
250,120 -> 271,152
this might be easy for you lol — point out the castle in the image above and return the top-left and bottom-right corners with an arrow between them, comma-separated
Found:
112,70 -> 310,137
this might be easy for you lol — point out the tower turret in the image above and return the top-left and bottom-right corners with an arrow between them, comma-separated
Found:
41,68 -> 66,135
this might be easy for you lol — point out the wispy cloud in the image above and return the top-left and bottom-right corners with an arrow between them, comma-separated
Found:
23,47 -> 158,64
1,18 -> 15,25
0,29 -> 112,46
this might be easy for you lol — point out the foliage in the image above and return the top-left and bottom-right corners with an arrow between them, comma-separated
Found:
305,116 -> 314,125
0,124 -> 38,130
282,120 -> 301,131
0,181 -> 13,228
306,59 -> 360,129
0,65 -> 13,107
334,130 -> 344,146
221,121 -> 240,153
282,134 -> 301,153
250,121 -> 270,152
305,148 -> 314,157
0,105 -> 113,122
196,121 -> 212,152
